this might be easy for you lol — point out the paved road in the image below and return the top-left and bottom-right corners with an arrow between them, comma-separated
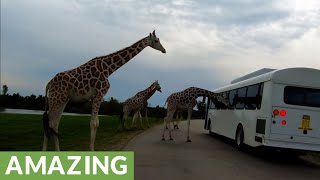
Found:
124,120 -> 320,180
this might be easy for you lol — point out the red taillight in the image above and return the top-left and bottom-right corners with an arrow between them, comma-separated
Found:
281,120 -> 286,125
280,110 -> 286,116
273,109 -> 279,116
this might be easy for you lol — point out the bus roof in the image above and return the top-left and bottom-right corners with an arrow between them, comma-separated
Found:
214,67 -> 320,92
231,68 -> 276,84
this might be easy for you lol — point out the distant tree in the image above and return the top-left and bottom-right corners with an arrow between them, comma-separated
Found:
0,85 -> 9,108
2,85 -> 8,95
147,105 -> 166,118
100,97 -> 122,115
24,94 -> 37,109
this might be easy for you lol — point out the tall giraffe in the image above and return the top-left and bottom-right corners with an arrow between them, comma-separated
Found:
42,30 -> 166,151
120,80 -> 162,130
162,87 -> 228,142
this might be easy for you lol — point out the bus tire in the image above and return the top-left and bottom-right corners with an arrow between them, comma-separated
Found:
235,125 -> 244,151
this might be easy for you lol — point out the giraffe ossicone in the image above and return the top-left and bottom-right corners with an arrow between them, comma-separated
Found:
42,31 -> 166,151
162,87 -> 229,142
120,80 -> 162,130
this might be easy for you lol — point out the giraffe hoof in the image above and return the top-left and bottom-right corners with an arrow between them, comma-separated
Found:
162,138 -> 165,141
187,139 -> 191,142
170,138 -> 173,140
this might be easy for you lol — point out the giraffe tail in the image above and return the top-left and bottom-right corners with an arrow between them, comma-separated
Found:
163,101 -> 167,108
42,81 -> 60,139
119,103 -> 126,131
43,111 -> 50,138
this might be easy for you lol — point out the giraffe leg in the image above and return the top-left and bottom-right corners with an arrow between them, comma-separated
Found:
42,135 -> 48,151
173,112 -> 178,129
144,108 -> 150,128
131,112 -> 139,128
119,110 -> 129,131
90,116 -> 99,151
162,110 -> 175,140
176,111 -> 182,129
90,96 -> 103,151
138,111 -> 143,129
123,111 -> 130,130
45,102 -> 67,151
168,120 -> 173,140
162,117 -> 167,140
186,109 -> 192,142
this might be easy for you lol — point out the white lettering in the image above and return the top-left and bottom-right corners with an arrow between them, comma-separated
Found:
67,156 -> 81,175
85,156 -> 90,175
111,156 -> 127,175
92,156 -> 108,175
5,156 -> 23,175
25,156 -> 46,175
47,156 -> 65,175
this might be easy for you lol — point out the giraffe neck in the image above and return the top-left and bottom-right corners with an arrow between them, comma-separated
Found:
192,87 -> 216,98
90,36 -> 150,77
138,84 -> 158,100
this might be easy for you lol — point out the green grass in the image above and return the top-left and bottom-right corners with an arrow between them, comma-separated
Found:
0,113 -> 163,151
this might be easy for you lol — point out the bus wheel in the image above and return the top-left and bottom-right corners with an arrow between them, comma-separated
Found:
235,125 -> 244,151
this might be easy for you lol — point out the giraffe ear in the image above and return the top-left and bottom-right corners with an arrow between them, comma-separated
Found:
149,33 -> 152,38
152,30 -> 156,36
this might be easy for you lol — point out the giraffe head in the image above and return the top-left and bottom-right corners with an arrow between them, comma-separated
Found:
148,30 -> 166,53
215,93 -> 229,107
153,80 -> 162,92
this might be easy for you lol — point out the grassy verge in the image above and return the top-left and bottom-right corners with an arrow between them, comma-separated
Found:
0,113 -> 163,151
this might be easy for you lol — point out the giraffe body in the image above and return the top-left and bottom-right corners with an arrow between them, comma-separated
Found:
162,87 -> 228,142
42,31 -> 166,151
121,81 -> 161,130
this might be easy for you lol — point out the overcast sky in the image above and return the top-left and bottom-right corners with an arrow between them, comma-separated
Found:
1,0 -> 320,107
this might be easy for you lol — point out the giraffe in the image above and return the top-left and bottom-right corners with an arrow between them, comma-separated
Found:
42,30 -> 166,151
162,87 -> 229,142
167,97 -> 206,130
120,80 -> 162,130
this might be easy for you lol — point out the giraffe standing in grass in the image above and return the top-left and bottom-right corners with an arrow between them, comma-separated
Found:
42,31 -> 166,151
120,80 -> 162,130
162,87 -> 229,142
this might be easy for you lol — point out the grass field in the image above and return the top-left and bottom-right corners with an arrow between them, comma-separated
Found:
0,113 -> 163,151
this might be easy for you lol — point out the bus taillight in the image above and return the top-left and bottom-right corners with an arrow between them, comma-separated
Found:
281,120 -> 287,125
273,109 -> 286,116
280,110 -> 287,116
273,109 -> 279,116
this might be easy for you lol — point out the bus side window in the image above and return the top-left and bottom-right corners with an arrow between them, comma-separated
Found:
221,92 -> 229,109
215,92 -> 228,109
236,87 -> 247,109
257,83 -> 264,109
229,90 -> 237,109
246,84 -> 260,109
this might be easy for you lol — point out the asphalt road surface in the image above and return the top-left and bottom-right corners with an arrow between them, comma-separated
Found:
124,119 -> 320,180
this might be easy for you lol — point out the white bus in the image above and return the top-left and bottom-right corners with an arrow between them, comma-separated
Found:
204,67 -> 320,152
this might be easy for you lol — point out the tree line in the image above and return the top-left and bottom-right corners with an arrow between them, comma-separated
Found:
0,85 -> 206,119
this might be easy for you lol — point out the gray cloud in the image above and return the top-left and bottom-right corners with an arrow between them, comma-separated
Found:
1,0 -> 320,106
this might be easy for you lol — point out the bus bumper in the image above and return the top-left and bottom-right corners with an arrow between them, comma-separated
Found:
263,137 -> 320,152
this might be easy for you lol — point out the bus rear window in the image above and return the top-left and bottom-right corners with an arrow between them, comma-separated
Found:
284,86 -> 320,108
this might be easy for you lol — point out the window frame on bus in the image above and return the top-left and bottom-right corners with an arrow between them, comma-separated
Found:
213,82 -> 264,110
